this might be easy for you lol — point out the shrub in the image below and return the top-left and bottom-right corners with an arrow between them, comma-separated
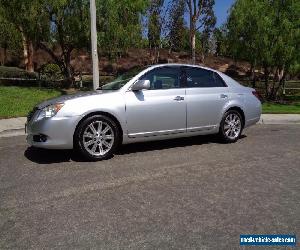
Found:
39,63 -> 63,81
0,66 -> 38,79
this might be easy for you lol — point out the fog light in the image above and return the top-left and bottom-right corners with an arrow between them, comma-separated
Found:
33,134 -> 48,142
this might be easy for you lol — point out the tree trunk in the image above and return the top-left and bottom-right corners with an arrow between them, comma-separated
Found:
250,62 -> 256,88
274,68 -> 286,99
191,30 -> 196,64
20,31 -> 28,69
201,51 -> 205,63
63,49 -> 73,88
264,66 -> 270,100
19,26 -> 34,72
187,0 -> 203,65
3,45 -> 8,66
269,67 -> 284,100
156,47 -> 160,63
189,7 -> 196,65
27,40 -> 34,72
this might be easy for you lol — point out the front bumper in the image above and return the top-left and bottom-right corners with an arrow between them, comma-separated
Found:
26,115 -> 82,149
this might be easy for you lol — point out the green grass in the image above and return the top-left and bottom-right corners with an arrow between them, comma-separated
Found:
262,93 -> 300,114
262,102 -> 300,114
0,86 -> 62,118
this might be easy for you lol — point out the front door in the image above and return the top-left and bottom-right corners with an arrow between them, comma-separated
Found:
125,66 -> 186,138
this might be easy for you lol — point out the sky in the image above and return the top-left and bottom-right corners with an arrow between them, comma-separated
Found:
166,0 -> 235,28
213,0 -> 235,27
144,0 -> 235,37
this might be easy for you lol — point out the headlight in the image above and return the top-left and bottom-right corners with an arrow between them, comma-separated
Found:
36,103 -> 65,121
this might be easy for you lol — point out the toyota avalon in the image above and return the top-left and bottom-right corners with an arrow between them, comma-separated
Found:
26,64 -> 261,160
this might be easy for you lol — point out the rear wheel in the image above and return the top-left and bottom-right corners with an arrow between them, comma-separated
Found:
219,110 -> 243,143
74,115 -> 120,160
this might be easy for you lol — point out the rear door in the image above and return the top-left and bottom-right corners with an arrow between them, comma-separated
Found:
184,67 -> 228,131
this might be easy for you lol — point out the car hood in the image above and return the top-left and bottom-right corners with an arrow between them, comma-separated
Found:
36,90 -> 104,109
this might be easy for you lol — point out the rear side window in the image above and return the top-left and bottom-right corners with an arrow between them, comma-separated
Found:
140,67 -> 180,90
185,68 -> 226,88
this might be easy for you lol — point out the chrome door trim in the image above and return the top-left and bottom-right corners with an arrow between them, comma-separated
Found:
186,125 -> 217,133
128,128 -> 186,138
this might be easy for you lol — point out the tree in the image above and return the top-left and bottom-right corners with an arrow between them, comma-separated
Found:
37,0 -> 90,84
148,0 -> 164,49
227,0 -> 265,86
0,15 -> 21,66
168,0 -> 186,52
227,0 -> 300,100
199,0 -> 216,61
185,0 -> 216,64
0,0 -> 44,72
147,0 -> 166,62
96,0 -> 148,59
212,26 -> 228,57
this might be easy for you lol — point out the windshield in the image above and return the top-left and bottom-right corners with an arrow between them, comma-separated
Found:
100,78 -> 130,90
100,66 -> 146,90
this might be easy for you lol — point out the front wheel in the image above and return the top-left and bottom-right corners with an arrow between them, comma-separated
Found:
219,110 -> 243,143
74,115 -> 120,160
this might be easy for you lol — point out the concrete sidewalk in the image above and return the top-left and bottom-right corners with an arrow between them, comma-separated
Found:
259,114 -> 300,124
0,114 -> 299,138
0,117 -> 26,137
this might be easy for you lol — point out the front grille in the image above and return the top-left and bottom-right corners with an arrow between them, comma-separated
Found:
27,107 -> 39,122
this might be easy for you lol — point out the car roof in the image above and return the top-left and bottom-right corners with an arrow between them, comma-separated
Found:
146,63 -> 220,73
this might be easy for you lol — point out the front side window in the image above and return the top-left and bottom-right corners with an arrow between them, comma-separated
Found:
185,68 -> 226,88
139,67 -> 180,90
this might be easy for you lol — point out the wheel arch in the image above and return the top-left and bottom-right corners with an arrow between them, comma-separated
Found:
225,106 -> 246,128
73,111 -> 124,146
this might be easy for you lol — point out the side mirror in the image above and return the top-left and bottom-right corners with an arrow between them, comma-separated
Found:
131,80 -> 150,91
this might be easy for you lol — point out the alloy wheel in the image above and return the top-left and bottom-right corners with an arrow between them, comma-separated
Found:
223,113 -> 241,140
82,120 -> 115,156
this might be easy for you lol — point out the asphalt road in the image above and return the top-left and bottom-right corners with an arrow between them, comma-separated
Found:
0,125 -> 299,249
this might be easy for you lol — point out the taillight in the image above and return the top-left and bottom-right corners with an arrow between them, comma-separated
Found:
252,90 -> 262,102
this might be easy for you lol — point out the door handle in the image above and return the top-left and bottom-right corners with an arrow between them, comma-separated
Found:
174,96 -> 184,101
220,94 -> 228,99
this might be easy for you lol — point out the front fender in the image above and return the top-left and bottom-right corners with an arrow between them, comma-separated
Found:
57,92 -> 127,133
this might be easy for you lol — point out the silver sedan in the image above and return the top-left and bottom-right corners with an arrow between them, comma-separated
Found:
26,64 -> 261,160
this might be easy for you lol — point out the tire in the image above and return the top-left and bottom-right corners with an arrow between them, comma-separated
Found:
74,115 -> 121,161
219,110 -> 243,143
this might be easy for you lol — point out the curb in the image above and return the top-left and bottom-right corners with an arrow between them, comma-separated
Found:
258,114 -> 300,125
0,128 -> 25,138
0,117 -> 26,138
